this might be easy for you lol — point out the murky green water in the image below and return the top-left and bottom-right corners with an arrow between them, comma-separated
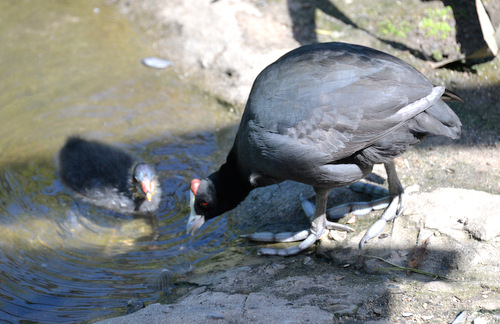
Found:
0,1 -> 238,322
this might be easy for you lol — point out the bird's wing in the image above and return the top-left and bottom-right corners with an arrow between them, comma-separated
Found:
245,44 -> 443,161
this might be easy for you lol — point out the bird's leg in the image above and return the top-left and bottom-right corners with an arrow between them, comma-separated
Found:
299,162 -> 404,248
243,188 -> 350,256
359,161 -> 404,248
300,194 -> 357,231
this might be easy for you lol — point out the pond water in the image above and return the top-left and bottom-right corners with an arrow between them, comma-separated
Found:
0,0 -> 239,322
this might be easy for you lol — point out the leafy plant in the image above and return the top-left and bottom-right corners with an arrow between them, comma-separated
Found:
421,6 -> 454,39
379,19 -> 411,38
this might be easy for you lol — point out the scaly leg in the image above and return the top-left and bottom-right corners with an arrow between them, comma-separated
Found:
359,161 -> 404,248
300,162 -> 404,249
242,188 -> 353,256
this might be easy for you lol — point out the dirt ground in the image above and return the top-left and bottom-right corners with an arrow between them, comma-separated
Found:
98,0 -> 500,323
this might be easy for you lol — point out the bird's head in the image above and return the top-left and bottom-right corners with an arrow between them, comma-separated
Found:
132,163 -> 158,202
186,178 -> 218,235
186,157 -> 253,235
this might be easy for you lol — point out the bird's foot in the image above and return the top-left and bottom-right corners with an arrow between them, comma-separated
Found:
358,192 -> 404,248
257,233 -> 319,256
300,193 -> 391,221
325,220 -> 354,232
240,230 -> 316,256
240,229 -> 310,243
348,182 -> 389,199
326,196 -> 392,219
300,182 -> 404,249
241,220 -> 353,256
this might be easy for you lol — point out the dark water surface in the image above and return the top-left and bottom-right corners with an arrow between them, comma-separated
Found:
0,1 -> 238,322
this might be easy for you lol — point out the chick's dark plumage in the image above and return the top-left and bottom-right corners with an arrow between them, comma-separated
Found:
59,137 -> 161,213
187,42 -> 462,255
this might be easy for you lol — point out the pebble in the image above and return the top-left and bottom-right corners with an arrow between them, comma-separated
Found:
141,57 -> 173,69
451,310 -> 466,324
405,184 -> 420,194
473,317 -> 488,324
206,312 -> 224,320
126,298 -> 145,314
328,230 -> 347,241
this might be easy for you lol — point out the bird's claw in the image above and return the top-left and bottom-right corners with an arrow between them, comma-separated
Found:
325,221 -> 354,232
241,230 -> 310,243
257,232 -> 319,256
358,192 -> 404,249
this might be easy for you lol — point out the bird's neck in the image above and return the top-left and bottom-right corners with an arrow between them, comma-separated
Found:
209,148 -> 253,216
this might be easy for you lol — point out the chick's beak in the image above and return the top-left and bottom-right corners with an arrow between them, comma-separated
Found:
141,179 -> 154,202
186,181 -> 205,235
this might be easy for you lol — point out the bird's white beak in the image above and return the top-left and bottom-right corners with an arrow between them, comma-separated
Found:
186,190 -> 205,235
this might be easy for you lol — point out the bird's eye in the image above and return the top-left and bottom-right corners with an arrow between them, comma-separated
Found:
201,202 -> 208,207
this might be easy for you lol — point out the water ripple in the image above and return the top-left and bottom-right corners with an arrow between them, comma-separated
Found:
0,1 -> 238,322
0,136 -> 229,323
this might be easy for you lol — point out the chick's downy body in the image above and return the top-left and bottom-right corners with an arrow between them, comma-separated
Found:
59,137 -> 161,214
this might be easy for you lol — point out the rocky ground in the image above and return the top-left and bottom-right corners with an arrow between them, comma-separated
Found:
97,0 -> 499,323
97,184 -> 500,323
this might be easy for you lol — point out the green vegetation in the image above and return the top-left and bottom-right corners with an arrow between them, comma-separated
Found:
421,6 -> 454,39
379,19 -> 411,38
431,49 -> 443,61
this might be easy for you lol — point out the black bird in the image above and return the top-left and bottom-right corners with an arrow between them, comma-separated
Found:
59,137 -> 161,214
186,42 -> 462,256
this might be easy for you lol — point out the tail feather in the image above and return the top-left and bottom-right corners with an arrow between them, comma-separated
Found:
411,99 -> 462,139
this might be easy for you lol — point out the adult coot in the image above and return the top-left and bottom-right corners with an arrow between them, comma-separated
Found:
186,42 -> 462,256
59,137 -> 161,214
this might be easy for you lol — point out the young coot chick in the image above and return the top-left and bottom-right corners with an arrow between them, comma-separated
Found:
186,42 -> 462,256
59,137 -> 161,214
